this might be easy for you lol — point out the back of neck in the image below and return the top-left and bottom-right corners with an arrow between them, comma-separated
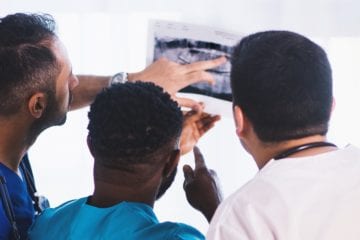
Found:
89,179 -> 156,208
254,135 -> 333,169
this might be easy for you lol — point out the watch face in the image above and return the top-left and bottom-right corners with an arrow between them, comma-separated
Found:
112,72 -> 127,84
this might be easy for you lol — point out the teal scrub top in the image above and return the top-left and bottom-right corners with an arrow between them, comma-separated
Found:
29,197 -> 205,240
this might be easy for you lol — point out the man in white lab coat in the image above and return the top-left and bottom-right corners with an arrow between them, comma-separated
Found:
183,31 -> 360,240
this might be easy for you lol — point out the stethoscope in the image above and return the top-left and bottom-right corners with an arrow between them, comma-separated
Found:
0,175 -> 20,240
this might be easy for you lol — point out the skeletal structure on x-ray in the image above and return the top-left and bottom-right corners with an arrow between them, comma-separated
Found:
154,37 -> 233,101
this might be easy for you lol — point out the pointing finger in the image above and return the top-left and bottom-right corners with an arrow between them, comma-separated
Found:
185,71 -> 215,86
193,146 -> 207,170
185,56 -> 227,72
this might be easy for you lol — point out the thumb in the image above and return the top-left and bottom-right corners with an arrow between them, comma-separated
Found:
183,164 -> 194,179
183,164 -> 194,189
174,96 -> 202,111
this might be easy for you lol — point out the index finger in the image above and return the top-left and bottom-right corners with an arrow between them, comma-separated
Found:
193,146 -> 207,170
185,56 -> 227,72
174,96 -> 202,111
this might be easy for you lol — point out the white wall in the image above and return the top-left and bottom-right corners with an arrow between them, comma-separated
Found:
1,0 -> 360,234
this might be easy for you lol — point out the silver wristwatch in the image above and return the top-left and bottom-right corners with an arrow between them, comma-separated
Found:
110,72 -> 128,85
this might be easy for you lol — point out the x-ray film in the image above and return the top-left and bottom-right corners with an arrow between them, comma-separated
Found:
147,20 -> 243,103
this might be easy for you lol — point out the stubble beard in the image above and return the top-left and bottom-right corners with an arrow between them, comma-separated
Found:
27,92 -> 69,146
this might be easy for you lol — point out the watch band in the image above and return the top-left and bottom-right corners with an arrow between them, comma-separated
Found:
110,72 -> 128,85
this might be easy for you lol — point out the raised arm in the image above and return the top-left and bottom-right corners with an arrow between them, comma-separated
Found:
70,57 -> 226,111
70,75 -> 110,110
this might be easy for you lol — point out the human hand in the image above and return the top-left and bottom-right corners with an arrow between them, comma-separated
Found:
180,109 -> 221,155
128,56 -> 227,110
183,146 -> 222,222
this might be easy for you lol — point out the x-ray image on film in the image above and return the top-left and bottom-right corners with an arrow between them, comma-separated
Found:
147,20 -> 243,102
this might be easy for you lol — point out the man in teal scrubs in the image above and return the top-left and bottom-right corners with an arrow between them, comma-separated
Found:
29,82 -> 221,239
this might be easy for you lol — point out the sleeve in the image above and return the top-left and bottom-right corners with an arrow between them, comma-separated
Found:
171,223 -> 205,240
27,208 -> 53,239
27,213 -> 43,239
206,194 -> 277,240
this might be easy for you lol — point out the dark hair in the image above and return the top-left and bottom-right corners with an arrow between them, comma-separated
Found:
87,82 -> 183,170
231,31 -> 333,142
0,13 -> 59,115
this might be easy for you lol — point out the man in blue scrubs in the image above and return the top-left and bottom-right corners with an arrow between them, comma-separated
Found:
0,13 -> 225,239
29,82 -> 220,239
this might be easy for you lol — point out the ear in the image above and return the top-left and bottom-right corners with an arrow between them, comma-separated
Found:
28,92 -> 47,119
233,105 -> 246,138
162,149 -> 180,178
331,97 -> 336,113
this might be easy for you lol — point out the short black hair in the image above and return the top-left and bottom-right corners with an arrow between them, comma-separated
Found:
0,13 -> 59,115
87,82 -> 183,170
231,31 -> 333,142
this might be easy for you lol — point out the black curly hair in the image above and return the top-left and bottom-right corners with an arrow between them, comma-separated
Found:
231,31 -> 332,142
87,82 -> 183,170
0,13 -> 60,115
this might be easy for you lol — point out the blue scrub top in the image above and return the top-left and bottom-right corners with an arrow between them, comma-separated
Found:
0,161 -> 35,239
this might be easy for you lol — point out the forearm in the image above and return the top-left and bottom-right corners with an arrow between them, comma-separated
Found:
70,73 -> 146,110
70,57 -> 225,110
70,75 -> 111,110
